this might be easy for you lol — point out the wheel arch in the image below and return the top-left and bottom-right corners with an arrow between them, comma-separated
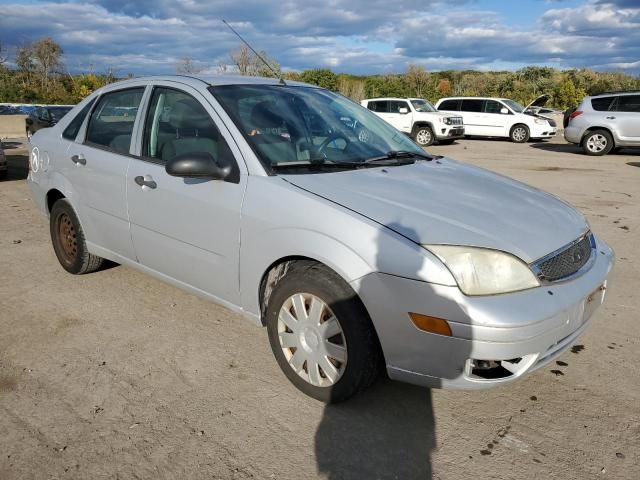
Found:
412,121 -> 434,134
46,188 -> 66,214
581,126 -> 616,147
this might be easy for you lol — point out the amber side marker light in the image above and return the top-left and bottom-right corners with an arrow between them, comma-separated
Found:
408,313 -> 452,336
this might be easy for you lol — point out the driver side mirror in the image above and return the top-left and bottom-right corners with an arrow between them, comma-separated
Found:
500,107 -> 509,114
165,152 -> 231,180
398,107 -> 409,114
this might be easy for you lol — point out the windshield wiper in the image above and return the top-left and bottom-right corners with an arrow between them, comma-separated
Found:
270,159 -> 362,171
363,150 -> 437,164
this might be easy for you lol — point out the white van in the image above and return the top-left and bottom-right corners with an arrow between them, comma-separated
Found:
435,96 -> 556,143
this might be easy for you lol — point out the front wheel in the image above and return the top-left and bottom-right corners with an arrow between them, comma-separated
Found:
265,261 -> 382,403
582,130 -> 613,156
510,124 -> 530,143
413,126 -> 434,147
50,199 -> 104,274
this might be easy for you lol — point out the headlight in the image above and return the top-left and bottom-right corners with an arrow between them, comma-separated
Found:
444,117 -> 452,125
534,118 -> 548,125
425,245 -> 540,295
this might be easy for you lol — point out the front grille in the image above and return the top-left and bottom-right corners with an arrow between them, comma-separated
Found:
533,234 -> 593,282
448,117 -> 463,126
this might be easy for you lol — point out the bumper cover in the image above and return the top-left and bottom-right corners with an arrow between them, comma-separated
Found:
436,126 -> 465,140
352,235 -> 614,390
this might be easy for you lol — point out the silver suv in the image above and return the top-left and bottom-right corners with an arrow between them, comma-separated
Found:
564,91 -> 640,155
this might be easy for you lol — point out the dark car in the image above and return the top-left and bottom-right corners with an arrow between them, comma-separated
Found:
25,106 -> 73,139
0,141 -> 7,180
0,105 -> 22,115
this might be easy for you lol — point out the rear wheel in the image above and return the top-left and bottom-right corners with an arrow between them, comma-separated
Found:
582,130 -> 613,156
50,199 -> 104,274
510,124 -> 529,143
265,261 -> 382,403
413,126 -> 434,147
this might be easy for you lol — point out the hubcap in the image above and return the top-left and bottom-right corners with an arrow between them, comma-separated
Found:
57,213 -> 78,262
513,127 -> 526,141
587,134 -> 607,152
277,293 -> 347,387
416,129 -> 432,145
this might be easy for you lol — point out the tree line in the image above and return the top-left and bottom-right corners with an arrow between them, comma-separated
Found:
1,37 -> 639,109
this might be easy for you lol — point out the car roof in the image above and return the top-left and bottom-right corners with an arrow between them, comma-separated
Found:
437,97 -> 509,101
101,74 -> 314,89
591,90 -> 640,97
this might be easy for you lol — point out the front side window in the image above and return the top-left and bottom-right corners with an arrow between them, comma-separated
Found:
85,87 -> 144,155
63,99 -> 96,140
411,99 -> 437,113
501,99 -> 524,113
389,101 -> 410,113
460,99 -> 483,113
484,100 -> 503,114
210,85 -> 425,172
141,87 -> 238,182
438,99 -> 460,111
616,95 -> 640,113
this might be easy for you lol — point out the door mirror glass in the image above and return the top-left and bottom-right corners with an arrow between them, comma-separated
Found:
165,152 -> 231,180
398,107 -> 409,114
500,107 -> 509,114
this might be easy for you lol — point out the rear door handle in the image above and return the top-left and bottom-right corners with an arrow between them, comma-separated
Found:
134,175 -> 157,189
606,116 -> 616,120
71,154 -> 86,165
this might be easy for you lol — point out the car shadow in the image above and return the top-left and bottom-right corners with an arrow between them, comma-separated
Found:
315,379 -> 435,479
0,141 -> 23,150
531,142 -> 640,156
627,162 -> 640,168
315,221 -> 473,479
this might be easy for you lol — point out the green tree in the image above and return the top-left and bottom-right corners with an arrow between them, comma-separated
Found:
299,69 -> 338,91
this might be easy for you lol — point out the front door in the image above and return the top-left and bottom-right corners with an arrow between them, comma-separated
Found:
66,86 -> 146,260
614,95 -> 640,144
482,100 -> 510,137
127,85 -> 247,305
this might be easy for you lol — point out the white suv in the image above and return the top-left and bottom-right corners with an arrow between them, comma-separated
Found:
361,97 -> 464,146
564,91 -> 640,155
435,96 -> 557,143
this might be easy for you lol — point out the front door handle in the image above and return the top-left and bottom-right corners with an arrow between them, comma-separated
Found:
134,175 -> 157,189
606,116 -> 616,120
71,154 -> 86,165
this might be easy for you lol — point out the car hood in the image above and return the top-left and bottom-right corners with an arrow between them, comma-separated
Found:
415,111 -> 459,119
283,159 -> 588,263
525,94 -> 550,110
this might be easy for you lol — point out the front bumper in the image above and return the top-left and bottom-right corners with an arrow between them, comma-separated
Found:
436,126 -> 465,140
352,235 -> 614,390
530,123 -> 557,138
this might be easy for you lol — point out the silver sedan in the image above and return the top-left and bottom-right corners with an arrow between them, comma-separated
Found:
27,75 -> 614,402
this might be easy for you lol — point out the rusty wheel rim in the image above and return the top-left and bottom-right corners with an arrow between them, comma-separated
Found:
56,213 -> 78,263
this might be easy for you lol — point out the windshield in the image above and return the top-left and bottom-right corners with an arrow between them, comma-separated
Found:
209,85 -> 425,172
47,107 -> 72,122
501,99 -> 524,113
410,99 -> 437,113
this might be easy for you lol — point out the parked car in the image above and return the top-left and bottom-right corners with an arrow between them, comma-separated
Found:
564,91 -> 640,156
435,95 -> 557,142
25,105 -> 73,140
361,97 -> 464,146
0,140 -> 7,179
0,105 -> 22,115
28,75 -> 613,402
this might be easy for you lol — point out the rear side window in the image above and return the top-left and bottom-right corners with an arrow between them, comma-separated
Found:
368,101 -> 389,113
438,99 -> 460,111
460,99 -> 484,112
63,99 -> 96,140
85,88 -> 145,155
591,96 -> 616,111
616,95 -> 640,113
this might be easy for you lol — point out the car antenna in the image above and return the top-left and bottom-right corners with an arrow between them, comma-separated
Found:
222,19 -> 286,86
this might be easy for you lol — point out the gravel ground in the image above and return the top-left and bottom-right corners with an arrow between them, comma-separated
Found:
1,137 -> 638,479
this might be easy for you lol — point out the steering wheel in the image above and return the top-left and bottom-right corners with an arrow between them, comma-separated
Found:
316,132 -> 350,156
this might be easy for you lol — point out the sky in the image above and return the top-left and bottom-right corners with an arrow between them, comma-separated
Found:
0,0 -> 638,76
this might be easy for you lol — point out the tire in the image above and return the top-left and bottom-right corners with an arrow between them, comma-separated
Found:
582,129 -> 613,156
413,125 -> 434,147
50,198 -> 104,274
265,260 -> 382,403
510,124 -> 530,143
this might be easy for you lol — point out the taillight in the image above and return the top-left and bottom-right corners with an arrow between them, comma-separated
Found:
569,110 -> 583,120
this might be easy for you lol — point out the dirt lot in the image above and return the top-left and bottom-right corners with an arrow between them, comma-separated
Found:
1,137 -> 639,479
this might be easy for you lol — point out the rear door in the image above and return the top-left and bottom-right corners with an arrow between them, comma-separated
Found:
458,99 -> 485,135
66,86 -> 146,260
126,83 -> 247,305
614,95 -> 640,144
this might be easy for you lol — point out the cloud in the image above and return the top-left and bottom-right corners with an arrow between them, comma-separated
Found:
0,0 -> 638,75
